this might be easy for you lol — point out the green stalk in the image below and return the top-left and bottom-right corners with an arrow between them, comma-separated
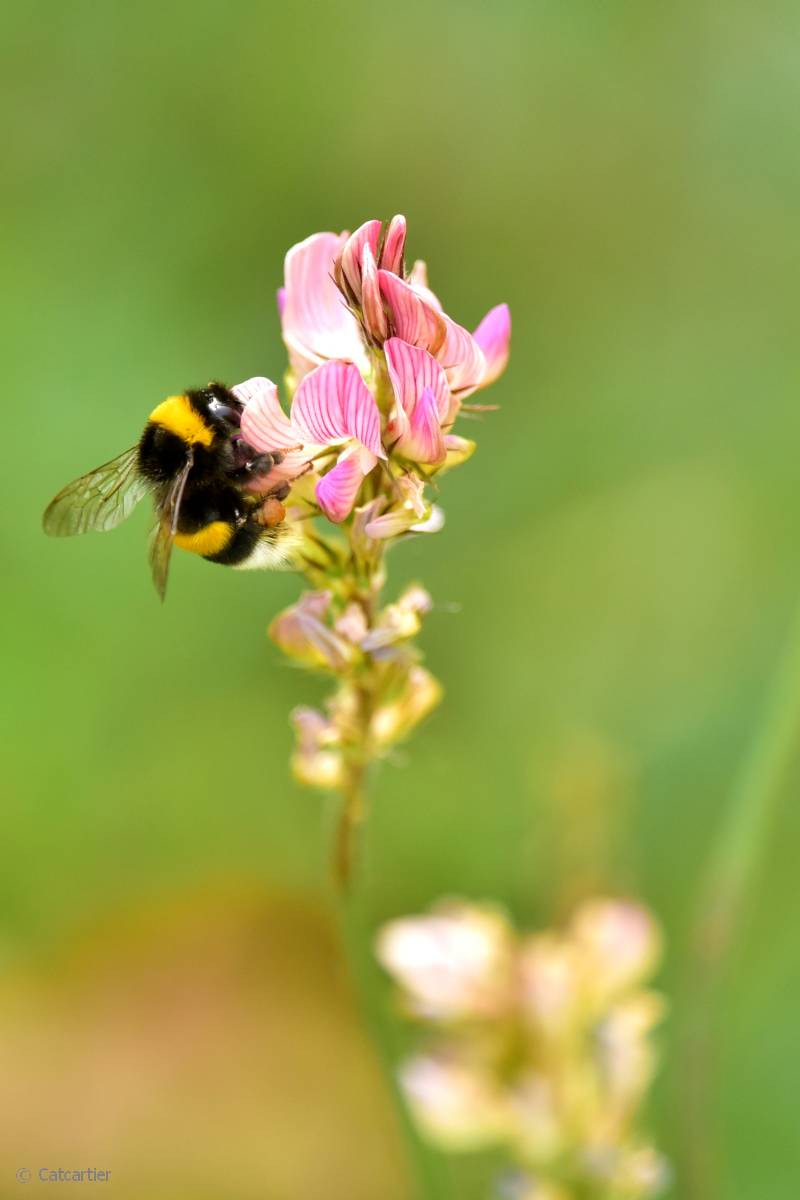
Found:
696,603 -> 800,964
681,601 -> 800,1196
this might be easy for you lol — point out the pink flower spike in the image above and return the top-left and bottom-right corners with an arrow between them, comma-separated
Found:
316,450 -> 373,522
380,214 -> 407,275
281,231 -> 367,375
292,361 -> 385,458
361,242 -> 388,342
473,304 -> 511,386
340,220 -> 382,301
234,377 -> 299,451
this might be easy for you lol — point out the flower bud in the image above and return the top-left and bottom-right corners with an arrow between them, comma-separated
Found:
376,901 -> 513,1020
400,1056 -> 509,1149
334,602 -> 369,645
269,591 -> 356,672
437,435 -> 476,474
370,665 -> 443,744
289,705 -> 344,789
571,900 -> 662,1003
519,935 -> 581,1037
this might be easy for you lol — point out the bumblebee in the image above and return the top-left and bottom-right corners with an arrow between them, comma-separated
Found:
43,384 -> 304,598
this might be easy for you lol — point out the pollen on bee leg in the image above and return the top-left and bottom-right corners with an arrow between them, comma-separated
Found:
257,497 -> 287,528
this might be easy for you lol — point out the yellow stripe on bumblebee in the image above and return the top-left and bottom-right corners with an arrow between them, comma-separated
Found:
148,395 -> 215,447
173,521 -> 233,558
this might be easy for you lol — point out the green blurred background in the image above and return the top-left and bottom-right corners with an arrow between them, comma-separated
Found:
4,0 -> 800,1196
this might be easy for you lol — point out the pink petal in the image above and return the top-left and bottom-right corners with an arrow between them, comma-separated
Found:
396,386 -> 447,465
384,338 -> 451,430
276,287 -> 286,317
438,316 -> 486,401
379,270 -> 446,354
282,231 -> 367,374
361,242 -> 388,341
316,450 -> 373,522
473,303 -> 511,386
363,473 -> 427,539
380,214 -> 407,275
234,377 -> 300,451
292,361 -> 385,458
340,220 -> 382,301
364,509 -> 418,539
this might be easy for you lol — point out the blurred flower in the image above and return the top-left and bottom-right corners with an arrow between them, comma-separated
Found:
593,992 -> 666,1131
378,896 -> 668,1199
519,935 -> 581,1037
269,591 -> 356,671
400,1055 -> 509,1149
369,664 -> 443,744
570,899 -> 662,1006
290,705 -> 344,789
359,584 -> 433,654
376,901 -> 513,1020
496,1170 -> 571,1200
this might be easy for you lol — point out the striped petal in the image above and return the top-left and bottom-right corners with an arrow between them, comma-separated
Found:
438,316 -> 486,400
384,338 -> 452,437
340,220 -> 382,301
316,449 -> 374,523
281,231 -> 367,375
473,303 -> 511,386
361,242 -> 388,341
395,386 -> 447,465
380,214 -> 407,275
234,377 -> 299,451
379,270 -> 446,355
292,361 -> 385,458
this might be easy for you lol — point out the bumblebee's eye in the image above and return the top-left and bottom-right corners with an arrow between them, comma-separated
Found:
206,397 -> 240,425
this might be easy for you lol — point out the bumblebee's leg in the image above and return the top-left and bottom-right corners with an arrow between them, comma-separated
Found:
229,450 -> 276,481
266,481 -> 291,501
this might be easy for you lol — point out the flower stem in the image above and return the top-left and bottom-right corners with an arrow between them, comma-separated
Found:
681,601 -> 800,1196
334,759 -> 367,890
335,880 -> 452,1200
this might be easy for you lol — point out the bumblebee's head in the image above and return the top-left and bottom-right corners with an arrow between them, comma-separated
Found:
188,383 -> 243,433
138,386 -> 242,484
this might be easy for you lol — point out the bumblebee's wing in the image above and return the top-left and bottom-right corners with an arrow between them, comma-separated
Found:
148,450 -> 193,601
43,446 -> 148,537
